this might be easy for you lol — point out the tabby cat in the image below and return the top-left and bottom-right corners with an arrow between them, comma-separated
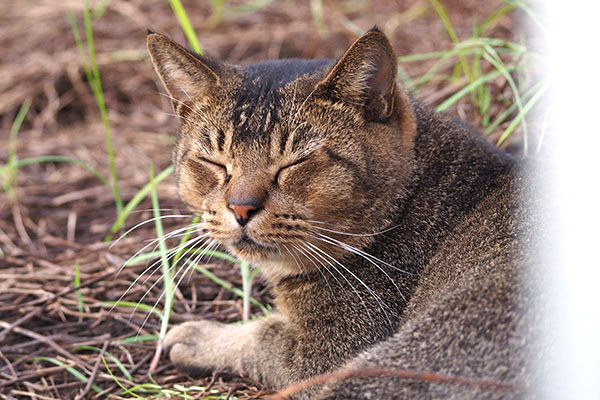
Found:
147,28 -> 542,399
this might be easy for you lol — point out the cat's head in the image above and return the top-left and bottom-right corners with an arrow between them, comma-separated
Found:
147,28 -> 416,282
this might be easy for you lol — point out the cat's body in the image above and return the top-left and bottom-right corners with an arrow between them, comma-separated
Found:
147,28 -> 542,399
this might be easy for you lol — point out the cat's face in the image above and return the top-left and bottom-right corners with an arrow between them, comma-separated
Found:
148,30 -> 416,281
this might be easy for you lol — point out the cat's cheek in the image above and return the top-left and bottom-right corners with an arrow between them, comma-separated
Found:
277,169 -> 311,200
308,170 -> 355,210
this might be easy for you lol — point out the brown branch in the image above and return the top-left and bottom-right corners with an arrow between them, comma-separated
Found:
148,339 -> 164,373
268,367 -> 525,399
0,269 -> 115,341
11,203 -> 32,245
0,349 -> 17,378
74,340 -> 108,400
0,362 -> 77,388
0,321 -> 93,372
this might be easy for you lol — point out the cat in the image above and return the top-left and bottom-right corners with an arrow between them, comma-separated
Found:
146,27 -> 543,399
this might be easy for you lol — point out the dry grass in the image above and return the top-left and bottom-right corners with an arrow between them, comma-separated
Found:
0,1 -> 533,398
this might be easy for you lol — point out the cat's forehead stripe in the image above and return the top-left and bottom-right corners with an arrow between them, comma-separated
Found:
226,59 -> 333,152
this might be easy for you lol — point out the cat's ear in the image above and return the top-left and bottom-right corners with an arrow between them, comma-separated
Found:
147,32 -> 224,115
317,27 -> 398,122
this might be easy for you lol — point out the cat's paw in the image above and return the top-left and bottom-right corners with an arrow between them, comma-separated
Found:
164,320 -> 228,377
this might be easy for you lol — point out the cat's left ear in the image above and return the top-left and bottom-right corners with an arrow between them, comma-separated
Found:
317,27 -> 398,122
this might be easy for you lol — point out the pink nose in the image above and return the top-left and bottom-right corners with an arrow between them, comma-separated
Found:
228,203 -> 259,225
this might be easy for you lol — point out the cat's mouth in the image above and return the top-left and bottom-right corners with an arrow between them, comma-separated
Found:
237,234 -> 256,247
231,233 -> 275,255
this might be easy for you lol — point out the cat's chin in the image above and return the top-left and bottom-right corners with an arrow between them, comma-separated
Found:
230,234 -> 273,254
227,236 -> 278,263
226,239 -> 304,282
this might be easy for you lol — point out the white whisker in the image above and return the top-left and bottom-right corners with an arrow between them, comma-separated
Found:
111,214 -> 194,248
309,230 -> 414,276
308,232 -> 408,304
307,220 -> 402,237
112,230 -> 210,316
302,241 -> 380,324
137,236 -> 218,335
116,222 -> 204,276
291,241 -> 337,296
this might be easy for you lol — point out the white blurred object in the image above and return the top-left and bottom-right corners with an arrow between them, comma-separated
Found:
544,1 -> 600,398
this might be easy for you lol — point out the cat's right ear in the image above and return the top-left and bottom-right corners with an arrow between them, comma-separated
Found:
316,28 -> 398,122
147,32 -> 222,115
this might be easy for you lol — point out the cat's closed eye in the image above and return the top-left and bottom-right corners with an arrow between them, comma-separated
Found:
194,156 -> 231,184
275,157 -> 308,185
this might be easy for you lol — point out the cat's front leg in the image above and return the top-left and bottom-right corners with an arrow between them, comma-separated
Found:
164,313 -> 302,389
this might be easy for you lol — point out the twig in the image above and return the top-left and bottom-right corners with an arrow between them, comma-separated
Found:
0,321 -> 93,372
267,367 -> 526,399
148,339 -> 164,373
0,363 -> 76,388
24,380 -> 39,400
0,349 -> 17,378
74,340 -> 108,400
0,269 -> 115,341
11,203 -> 32,245
128,351 -> 153,375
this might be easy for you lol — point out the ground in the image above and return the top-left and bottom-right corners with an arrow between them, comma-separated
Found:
0,1 -> 540,399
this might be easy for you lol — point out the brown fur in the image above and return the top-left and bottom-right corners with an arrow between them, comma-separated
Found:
147,28 -> 542,399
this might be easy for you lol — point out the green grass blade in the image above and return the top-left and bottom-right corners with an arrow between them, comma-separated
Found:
430,0 -> 472,82
397,49 -> 458,63
149,165 -> 174,339
123,383 -> 163,396
168,0 -> 203,54
310,0 -> 326,35
8,98 -> 31,163
397,39 -> 526,65
497,79 -> 551,145
0,155 -> 109,188
207,0 -> 226,28
171,216 -> 202,267
230,0 -> 276,17
66,11 -> 94,87
124,244 -> 269,316
69,3 -> 123,213
74,262 -> 84,314
195,265 -> 270,315
507,0 -> 548,35
481,50 -> 527,150
125,247 -> 237,266
117,334 -> 160,344
402,46 -> 496,91
435,68 -> 514,112
484,79 -> 544,134
91,0 -> 111,19
101,300 -> 162,318
2,98 -> 32,195
108,164 -> 174,238
102,355 -> 144,398
34,357 -> 103,394
82,0 -> 122,214
478,4 -> 514,34
74,345 -> 133,381
408,49 -> 465,91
